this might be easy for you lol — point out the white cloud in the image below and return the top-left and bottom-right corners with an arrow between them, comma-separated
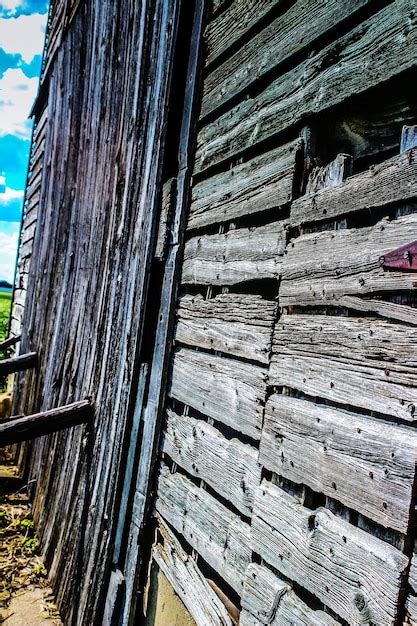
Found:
0,186 -> 24,203
0,12 -> 46,63
0,227 -> 18,282
0,67 -> 38,137
0,0 -> 22,13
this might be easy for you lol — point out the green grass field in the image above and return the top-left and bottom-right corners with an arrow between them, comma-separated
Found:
0,289 -> 11,343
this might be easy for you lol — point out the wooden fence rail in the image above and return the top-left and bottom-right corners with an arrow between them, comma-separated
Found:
0,352 -> 38,376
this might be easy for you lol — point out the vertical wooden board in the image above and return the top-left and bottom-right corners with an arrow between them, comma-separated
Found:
182,222 -> 287,286
169,347 -> 266,439
175,293 -> 276,364
196,0 -> 417,172
188,140 -> 302,230
162,409 -> 261,516
202,0 -> 373,117
251,481 -> 409,625
153,518 -> 233,626
270,315 -> 417,421
280,214 -> 417,307
241,563 -> 339,625
291,148 -> 417,225
155,466 -> 252,595
260,394 -> 417,532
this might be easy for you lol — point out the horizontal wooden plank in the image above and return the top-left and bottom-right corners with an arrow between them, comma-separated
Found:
155,465 -> 252,595
406,594 -> 417,625
205,0 -> 281,66
182,222 -> 287,286
169,347 -> 266,439
260,394 -> 417,532
188,139 -> 301,230
202,0 -> 372,117
280,214 -> 417,307
270,315 -> 417,421
252,481 -> 409,624
162,409 -> 261,516
153,517 -> 233,626
241,563 -> 338,626
196,0 -> 417,172
410,555 -> 417,594
291,148 -> 417,225
175,293 -> 276,364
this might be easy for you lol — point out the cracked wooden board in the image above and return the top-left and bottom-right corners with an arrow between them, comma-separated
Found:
175,293 -> 276,364
169,347 -> 266,439
162,409 -> 261,516
251,481 -> 409,625
155,466 -> 252,595
270,314 -> 417,421
260,394 -> 417,532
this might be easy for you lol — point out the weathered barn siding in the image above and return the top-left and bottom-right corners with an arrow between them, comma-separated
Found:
12,0 -> 417,624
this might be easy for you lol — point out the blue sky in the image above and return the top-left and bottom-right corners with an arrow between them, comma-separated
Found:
0,0 -> 48,282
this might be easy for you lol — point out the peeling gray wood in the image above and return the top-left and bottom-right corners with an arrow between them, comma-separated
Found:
270,314 -> 417,421
205,0 -> 282,66
188,140 -> 301,230
153,517 -> 233,626
155,178 -> 174,261
202,0 -> 372,117
406,595 -> 417,625
182,222 -> 287,285
252,481 -> 409,625
175,293 -> 276,364
401,125 -> 417,153
162,409 -> 261,516
335,295 -> 417,326
155,465 -> 252,595
409,555 -> 417,594
196,0 -> 417,172
241,563 -> 338,626
280,214 -> 417,307
292,149 -> 417,225
260,394 -> 417,532
169,347 -> 266,439
305,154 -> 352,195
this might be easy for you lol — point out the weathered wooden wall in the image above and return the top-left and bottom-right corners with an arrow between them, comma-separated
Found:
151,1 -> 417,625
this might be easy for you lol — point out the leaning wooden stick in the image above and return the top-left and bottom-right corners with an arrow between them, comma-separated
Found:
0,352 -> 38,376
0,335 -> 21,351
0,400 -> 94,446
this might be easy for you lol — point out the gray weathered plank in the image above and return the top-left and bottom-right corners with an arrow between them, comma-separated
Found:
188,139 -> 301,230
252,481 -> 409,625
169,347 -> 266,439
182,222 -> 287,286
162,409 -> 261,516
175,293 -> 276,364
291,148 -> 417,225
155,465 -> 252,595
153,517 -> 233,626
409,555 -> 417,594
205,0 -> 281,66
203,0 -> 372,116
260,394 -> 417,531
280,214 -> 417,307
196,0 -> 417,172
154,178 -> 174,261
406,594 -> 417,625
270,314 -> 417,421
401,125 -> 417,153
241,563 -> 339,626
305,154 -> 352,195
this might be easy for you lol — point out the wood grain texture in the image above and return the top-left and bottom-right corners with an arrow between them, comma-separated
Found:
169,347 -> 266,439
155,465 -> 252,595
162,409 -> 261,516
270,314 -> 417,421
175,293 -> 276,364
188,139 -> 301,230
406,594 -> 417,625
291,148 -> 417,225
240,563 -> 338,626
205,0 -> 281,66
196,0 -> 417,172
280,214 -> 417,307
182,222 -> 287,286
153,517 -> 233,626
260,394 -> 417,532
202,0 -> 372,117
252,481 -> 409,625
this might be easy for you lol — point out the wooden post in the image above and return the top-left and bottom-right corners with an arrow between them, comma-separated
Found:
0,352 -> 38,376
0,400 -> 93,446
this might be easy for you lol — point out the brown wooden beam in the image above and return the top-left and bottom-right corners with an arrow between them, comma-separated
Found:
0,335 -> 21,351
0,400 -> 94,446
0,351 -> 38,376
